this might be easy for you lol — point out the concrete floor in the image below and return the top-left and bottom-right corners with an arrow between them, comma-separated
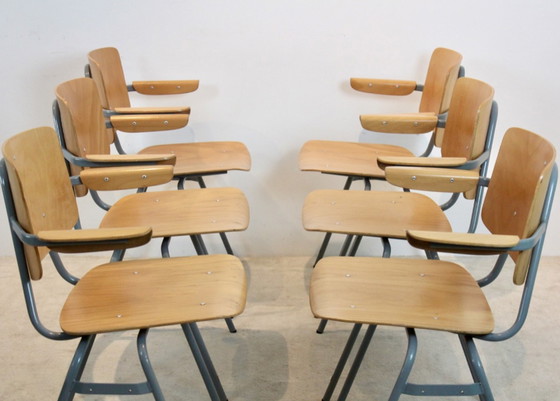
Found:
1,253 -> 559,400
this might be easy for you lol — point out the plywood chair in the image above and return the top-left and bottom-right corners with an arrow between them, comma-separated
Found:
304,77 -> 497,265
309,127 -> 557,401
1,126 -> 248,401
299,47 -> 463,188
54,77 -> 247,257
300,48 -> 463,260
86,46 -> 251,190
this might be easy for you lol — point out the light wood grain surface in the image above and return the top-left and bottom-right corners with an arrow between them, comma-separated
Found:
61,254 -> 246,335
310,256 -> 494,335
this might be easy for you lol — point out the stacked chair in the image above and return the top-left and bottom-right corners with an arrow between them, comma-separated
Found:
1,126 -> 248,401
300,48 -> 464,263
308,127 -> 557,401
54,77 -> 248,259
85,46 -> 251,253
304,76 -> 497,333
86,46 -> 251,190
301,48 -> 558,400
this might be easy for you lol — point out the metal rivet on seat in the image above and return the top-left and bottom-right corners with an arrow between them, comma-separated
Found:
104,177 -> 110,182
141,175 -> 147,179
413,121 -> 419,127
163,120 -> 169,125
382,121 -> 388,125
116,314 -> 123,318
350,305 -> 356,309
395,84 -> 400,88
200,302 -> 207,306
450,178 -> 455,183
368,82 -> 373,87
150,85 -> 155,89
176,85 -> 181,89
345,274 -> 351,278
411,176 -> 417,181
132,121 -> 137,126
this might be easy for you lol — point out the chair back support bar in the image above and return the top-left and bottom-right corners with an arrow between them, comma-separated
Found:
2,127 -> 80,280
481,127 -> 557,284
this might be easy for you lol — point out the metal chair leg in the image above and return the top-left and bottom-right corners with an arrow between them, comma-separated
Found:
181,324 -> 222,401
58,335 -> 96,401
314,232 -> 332,267
460,335 -> 494,401
388,327 -> 418,401
190,323 -> 228,401
322,324 -> 362,401
337,325 -> 377,401
137,329 -> 165,401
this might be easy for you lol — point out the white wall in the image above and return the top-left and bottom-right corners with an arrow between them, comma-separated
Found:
1,0 -> 559,258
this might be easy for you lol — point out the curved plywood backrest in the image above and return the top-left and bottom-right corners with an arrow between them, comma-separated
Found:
481,128 -> 556,284
88,47 -> 131,109
2,127 -> 80,280
441,77 -> 494,160
56,77 -> 112,170
419,47 -> 463,115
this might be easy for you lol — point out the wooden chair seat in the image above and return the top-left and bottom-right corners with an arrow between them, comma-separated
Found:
61,254 -> 246,335
99,187 -> 249,238
303,189 -> 451,238
299,140 -> 414,178
139,141 -> 251,176
310,257 -> 493,335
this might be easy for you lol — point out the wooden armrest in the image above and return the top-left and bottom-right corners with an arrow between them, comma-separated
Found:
110,114 -> 189,132
36,227 -> 152,253
385,166 -> 479,192
80,165 -> 174,190
85,154 -> 176,166
350,78 -> 417,95
360,113 -> 437,133
132,80 -> 199,95
378,156 -> 468,170
113,106 -> 191,114
406,230 -> 520,255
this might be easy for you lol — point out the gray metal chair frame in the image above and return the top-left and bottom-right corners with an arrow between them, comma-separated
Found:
313,99 -> 498,335
316,163 -> 558,401
0,158 -> 231,401
312,64 -> 466,264
51,97 -> 234,258
315,99 -> 497,266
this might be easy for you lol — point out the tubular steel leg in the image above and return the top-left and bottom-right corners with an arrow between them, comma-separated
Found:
381,237 -> 391,258
339,235 -> 354,257
322,324 -> 363,401
314,232 -> 333,267
161,237 -> 171,258
388,327 -> 418,401
460,335 -> 494,401
190,323 -> 228,401
58,335 -> 96,401
316,318 -> 329,334
347,236 -> 362,257
137,329 -> 165,401
337,325 -> 377,401
181,324 -> 221,401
